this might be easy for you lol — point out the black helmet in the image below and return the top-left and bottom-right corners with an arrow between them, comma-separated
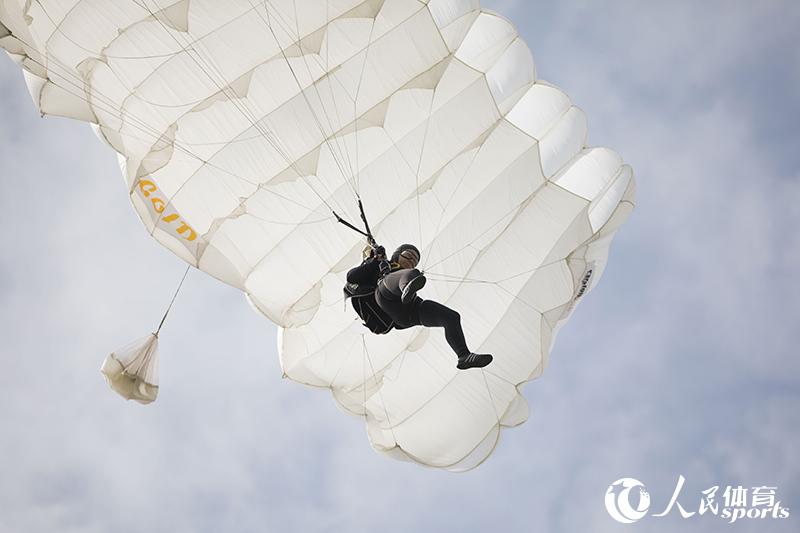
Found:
391,244 -> 420,265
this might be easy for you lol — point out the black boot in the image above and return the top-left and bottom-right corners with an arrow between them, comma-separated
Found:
457,353 -> 493,370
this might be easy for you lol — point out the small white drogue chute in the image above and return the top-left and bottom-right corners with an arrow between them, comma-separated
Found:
101,333 -> 160,405
99,265 -> 190,404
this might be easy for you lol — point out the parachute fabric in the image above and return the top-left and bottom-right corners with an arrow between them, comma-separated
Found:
0,0 -> 635,470
101,333 -> 160,405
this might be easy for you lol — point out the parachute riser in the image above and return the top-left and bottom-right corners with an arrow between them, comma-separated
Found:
334,199 -> 377,247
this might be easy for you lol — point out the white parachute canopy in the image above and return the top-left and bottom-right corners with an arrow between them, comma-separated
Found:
1,0 -> 635,470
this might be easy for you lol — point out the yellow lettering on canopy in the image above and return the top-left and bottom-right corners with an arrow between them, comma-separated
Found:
138,179 -> 156,197
136,177 -> 198,246
176,223 -> 197,242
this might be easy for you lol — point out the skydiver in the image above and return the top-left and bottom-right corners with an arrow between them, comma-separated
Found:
344,243 -> 493,370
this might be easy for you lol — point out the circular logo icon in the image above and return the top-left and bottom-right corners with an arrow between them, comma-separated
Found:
605,478 -> 651,524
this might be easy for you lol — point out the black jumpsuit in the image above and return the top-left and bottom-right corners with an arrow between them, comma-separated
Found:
346,259 -> 471,359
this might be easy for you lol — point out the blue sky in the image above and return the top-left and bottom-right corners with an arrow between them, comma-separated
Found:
1,1 -> 798,532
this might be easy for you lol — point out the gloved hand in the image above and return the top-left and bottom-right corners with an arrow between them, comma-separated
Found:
362,244 -> 373,260
378,259 -> 391,278
363,244 -> 386,260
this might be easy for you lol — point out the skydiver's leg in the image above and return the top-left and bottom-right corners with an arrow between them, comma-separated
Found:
375,279 -> 421,328
377,285 -> 492,368
379,271 -> 468,355
417,299 -> 471,359
380,268 -> 426,304
379,268 -> 421,297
